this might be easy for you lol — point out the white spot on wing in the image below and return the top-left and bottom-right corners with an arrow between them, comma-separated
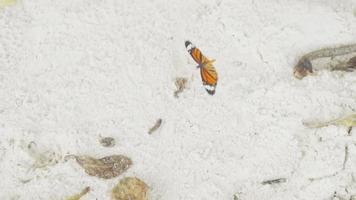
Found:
186,43 -> 195,52
204,84 -> 216,92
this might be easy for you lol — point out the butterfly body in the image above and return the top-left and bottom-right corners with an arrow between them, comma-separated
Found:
185,41 -> 218,95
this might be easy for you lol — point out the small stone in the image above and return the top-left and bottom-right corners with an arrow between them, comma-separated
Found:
66,155 -> 132,179
99,137 -> 115,147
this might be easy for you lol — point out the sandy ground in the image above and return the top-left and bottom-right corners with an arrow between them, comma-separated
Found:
1,0 -> 356,199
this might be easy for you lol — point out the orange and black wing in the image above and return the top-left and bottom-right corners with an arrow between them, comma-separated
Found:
185,40 -> 218,95
185,41 -> 209,65
200,63 -> 218,95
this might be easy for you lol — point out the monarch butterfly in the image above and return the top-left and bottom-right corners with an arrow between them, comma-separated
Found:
185,41 -> 218,95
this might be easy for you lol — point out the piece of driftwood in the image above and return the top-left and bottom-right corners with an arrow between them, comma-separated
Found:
294,44 -> 356,79
111,177 -> 149,200
148,119 -> 162,134
66,155 -> 132,179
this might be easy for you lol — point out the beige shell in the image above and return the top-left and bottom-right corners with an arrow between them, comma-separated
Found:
111,177 -> 149,200
67,155 -> 132,179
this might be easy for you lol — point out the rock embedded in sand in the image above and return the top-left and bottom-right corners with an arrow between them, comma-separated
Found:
111,177 -> 149,200
66,155 -> 132,179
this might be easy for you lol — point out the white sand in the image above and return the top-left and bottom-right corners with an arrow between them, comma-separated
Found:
0,0 -> 356,199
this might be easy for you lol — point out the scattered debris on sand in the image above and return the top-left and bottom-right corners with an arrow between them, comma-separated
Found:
23,141 -> 62,171
174,77 -> 188,98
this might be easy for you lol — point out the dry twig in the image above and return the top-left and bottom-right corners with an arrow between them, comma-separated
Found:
261,178 -> 287,185
308,172 -> 339,182
343,145 -> 349,170
65,187 -> 90,200
148,118 -> 162,134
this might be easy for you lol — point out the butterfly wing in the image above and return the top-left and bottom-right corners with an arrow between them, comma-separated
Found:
185,40 -> 218,95
185,41 -> 209,65
200,62 -> 218,95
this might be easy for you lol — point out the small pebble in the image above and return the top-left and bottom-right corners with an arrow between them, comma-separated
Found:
99,137 -> 115,147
